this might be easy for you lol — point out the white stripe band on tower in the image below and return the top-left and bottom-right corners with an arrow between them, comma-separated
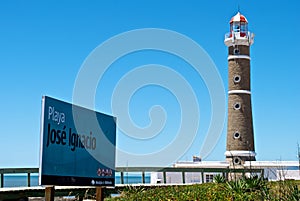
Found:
228,55 -> 251,60
225,150 -> 256,157
228,90 -> 251,95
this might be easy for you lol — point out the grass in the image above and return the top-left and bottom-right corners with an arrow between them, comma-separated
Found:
104,178 -> 300,201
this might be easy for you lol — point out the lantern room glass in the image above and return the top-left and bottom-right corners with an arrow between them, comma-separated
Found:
232,22 -> 240,32
231,22 -> 248,33
240,22 -> 248,33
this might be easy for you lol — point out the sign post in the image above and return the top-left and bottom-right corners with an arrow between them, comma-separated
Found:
39,96 -> 116,191
96,187 -> 104,201
45,186 -> 55,201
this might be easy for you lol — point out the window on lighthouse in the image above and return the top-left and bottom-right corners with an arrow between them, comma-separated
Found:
240,22 -> 248,33
231,21 -> 248,37
232,22 -> 240,32
240,22 -> 248,37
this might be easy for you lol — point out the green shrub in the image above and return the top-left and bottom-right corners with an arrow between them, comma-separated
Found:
106,179 -> 300,201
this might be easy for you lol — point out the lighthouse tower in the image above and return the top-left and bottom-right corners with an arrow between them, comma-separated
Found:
224,12 -> 256,165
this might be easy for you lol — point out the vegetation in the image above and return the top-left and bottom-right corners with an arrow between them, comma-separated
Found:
105,177 -> 300,201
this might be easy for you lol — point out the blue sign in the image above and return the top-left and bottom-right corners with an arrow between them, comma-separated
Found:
39,96 -> 116,186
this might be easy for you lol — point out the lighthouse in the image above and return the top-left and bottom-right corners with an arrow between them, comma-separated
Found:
224,12 -> 256,166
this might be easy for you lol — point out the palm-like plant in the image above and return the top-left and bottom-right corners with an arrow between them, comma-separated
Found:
225,176 -> 267,193
213,174 -> 226,183
226,179 -> 247,194
290,185 -> 300,201
244,176 -> 266,191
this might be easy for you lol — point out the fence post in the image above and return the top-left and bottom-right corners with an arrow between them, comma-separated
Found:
0,173 -> 3,188
120,172 -> 124,184
182,172 -> 185,184
142,171 -> 145,184
201,171 -> 204,183
163,171 -> 167,184
27,172 -> 31,187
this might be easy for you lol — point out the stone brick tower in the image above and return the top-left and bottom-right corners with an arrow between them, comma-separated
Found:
224,12 -> 256,166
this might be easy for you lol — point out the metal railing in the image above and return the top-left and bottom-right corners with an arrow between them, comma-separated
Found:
0,168 -> 39,188
0,167 -> 264,200
0,167 -> 263,188
116,166 -> 263,184
224,31 -> 252,40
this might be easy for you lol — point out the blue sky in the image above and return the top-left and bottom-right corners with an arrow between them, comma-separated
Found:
0,1 -> 299,168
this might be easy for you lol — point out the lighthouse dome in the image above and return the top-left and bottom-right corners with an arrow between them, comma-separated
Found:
230,12 -> 248,23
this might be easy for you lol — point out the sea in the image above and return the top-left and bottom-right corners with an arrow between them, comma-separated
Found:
2,174 -> 151,188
